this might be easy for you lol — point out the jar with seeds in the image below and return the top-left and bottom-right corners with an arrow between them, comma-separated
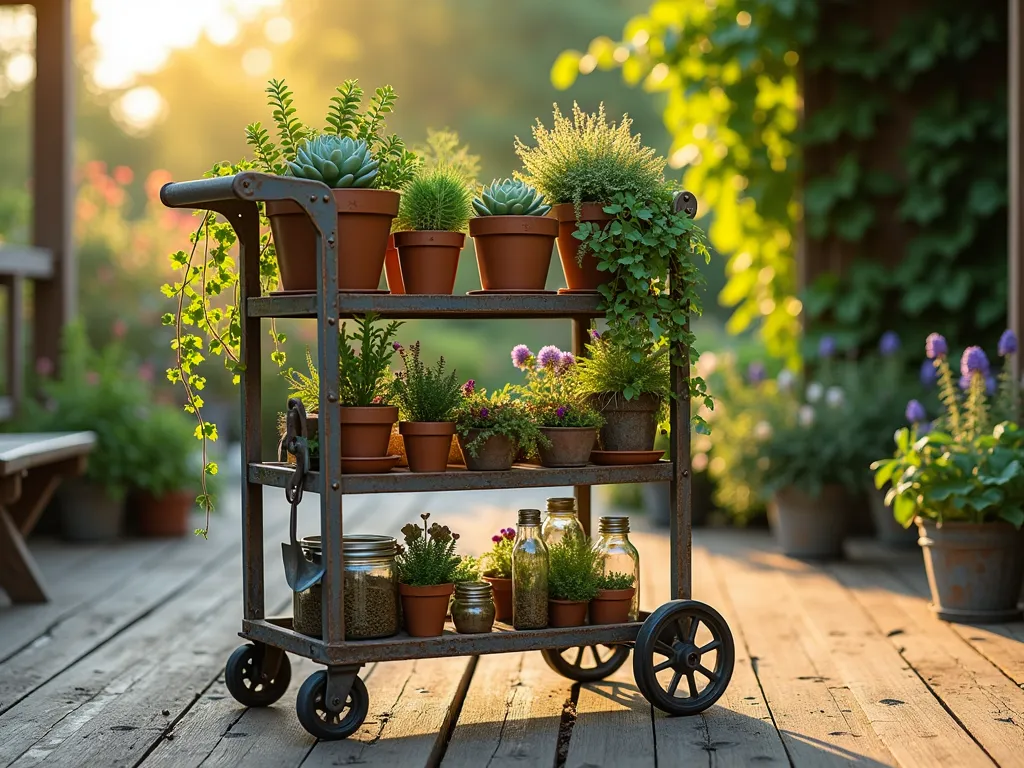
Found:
293,534 -> 400,640
512,509 -> 549,629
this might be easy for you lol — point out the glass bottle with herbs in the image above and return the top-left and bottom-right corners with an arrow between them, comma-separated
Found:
593,516 -> 640,620
512,508 -> 549,629
541,497 -> 585,547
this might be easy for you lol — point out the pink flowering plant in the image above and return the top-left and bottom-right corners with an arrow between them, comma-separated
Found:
872,331 -> 1024,528
454,381 -> 547,458
481,527 -> 516,579
509,343 -> 604,428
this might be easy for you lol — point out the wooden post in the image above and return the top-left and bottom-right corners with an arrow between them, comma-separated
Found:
1011,0 -> 1023,379
30,0 -> 75,373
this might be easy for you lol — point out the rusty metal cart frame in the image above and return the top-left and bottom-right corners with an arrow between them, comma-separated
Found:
161,172 -> 735,740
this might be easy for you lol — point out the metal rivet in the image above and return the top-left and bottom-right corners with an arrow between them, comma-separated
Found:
327,236 -> 336,246
327,318 -> 335,326
327,393 -> 337,402
331,482 -> 340,490
682,470 -> 690,477
242,180 -> 250,188
323,194 -> 330,202
310,194 -> 317,202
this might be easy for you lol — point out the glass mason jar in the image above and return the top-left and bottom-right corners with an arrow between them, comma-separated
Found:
541,497 -> 585,548
292,534 -> 400,640
451,581 -> 496,634
593,516 -> 640,620
512,508 -> 549,629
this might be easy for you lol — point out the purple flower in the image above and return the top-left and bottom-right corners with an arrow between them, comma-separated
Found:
590,329 -> 601,340
818,335 -> 836,359
537,345 -> 563,368
959,374 -> 971,391
746,361 -> 766,385
556,352 -> 576,374
462,379 -> 475,396
987,375 -> 997,395
926,333 -> 948,359
920,359 -> 937,388
906,399 -> 927,424
479,407 -> 489,419
999,329 -> 1018,356
503,528 -> 515,539
961,346 -> 990,376
492,535 -> 502,543
556,405 -> 567,419
879,331 -> 900,357
392,341 -> 403,351
918,421 -> 933,436
511,344 -> 532,369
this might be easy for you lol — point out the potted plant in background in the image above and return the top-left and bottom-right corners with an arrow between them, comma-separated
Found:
547,529 -> 601,627
873,331 -> 1024,623
572,329 -> 669,455
396,513 -> 462,637
391,341 -> 464,472
392,165 -> 474,294
511,343 -> 603,467
589,571 -> 636,625
468,179 -> 557,292
455,381 -> 546,471
481,527 -> 516,622
515,103 -> 666,292
249,79 -> 418,292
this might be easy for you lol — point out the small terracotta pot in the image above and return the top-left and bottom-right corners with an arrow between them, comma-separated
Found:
589,587 -> 636,625
468,215 -> 557,291
552,203 -> 614,291
399,421 -> 456,472
537,427 -> 597,468
383,234 -> 404,294
266,189 -> 399,292
340,405 -> 398,458
399,582 -> 454,637
548,598 -> 589,628
394,230 -> 465,294
456,430 -> 515,471
483,575 -> 513,623
134,490 -> 194,537
592,392 -> 661,451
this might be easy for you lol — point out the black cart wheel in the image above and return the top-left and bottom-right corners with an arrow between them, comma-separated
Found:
296,671 -> 369,740
633,600 -> 734,715
541,644 -> 631,682
224,643 -> 292,707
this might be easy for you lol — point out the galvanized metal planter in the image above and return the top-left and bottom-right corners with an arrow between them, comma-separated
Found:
771,485 -> 848,560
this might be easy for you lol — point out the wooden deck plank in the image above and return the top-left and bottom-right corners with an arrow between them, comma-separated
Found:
441,651 -> 566,768
830,561 -> 1024,766
704,534 -> 898,766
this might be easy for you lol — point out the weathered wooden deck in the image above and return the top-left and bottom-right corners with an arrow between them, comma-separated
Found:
1,483 -> 1023,768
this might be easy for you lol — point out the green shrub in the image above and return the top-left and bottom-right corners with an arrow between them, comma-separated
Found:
547,530 -> 601,602
571,332 -> 670,410
129,404 -> 205,498
394,165 -> 473,232
596,571 -> 635,591
391,341 -> 464,422
455,384 -> 546,458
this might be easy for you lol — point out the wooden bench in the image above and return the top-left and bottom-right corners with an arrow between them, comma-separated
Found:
0,432 -> 95,603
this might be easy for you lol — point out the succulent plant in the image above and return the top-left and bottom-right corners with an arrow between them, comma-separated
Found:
285,135 -> 379,188
472,178 -> 551,217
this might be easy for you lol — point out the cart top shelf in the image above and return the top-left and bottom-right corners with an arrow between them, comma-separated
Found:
247,292 -> 604,319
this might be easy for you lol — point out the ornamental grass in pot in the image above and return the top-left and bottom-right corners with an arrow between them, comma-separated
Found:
590,571 -> 637,625
397,514 -> 462,637
514,103 -> 666,292
393,166 -> 473,294
392,341 -> 464,472
547,530 -> 601,627
455,382 -> 546,471
872,331 -> 1024,623
468,179 -> 557,291
252,79 -> 417,292
481,527 -> 516,622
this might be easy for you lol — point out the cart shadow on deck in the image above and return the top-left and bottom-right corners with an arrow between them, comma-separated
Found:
0,488 -> 1022,768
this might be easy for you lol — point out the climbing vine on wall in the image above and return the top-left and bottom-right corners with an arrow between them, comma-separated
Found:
553,0 -> 1006,361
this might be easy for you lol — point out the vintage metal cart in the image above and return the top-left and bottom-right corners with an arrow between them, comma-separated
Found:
161,172 -> 735,740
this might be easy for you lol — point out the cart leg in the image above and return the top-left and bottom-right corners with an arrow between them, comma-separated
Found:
296,664 -> 369,740
572,317 -> 593,537
325,665 -> 360,715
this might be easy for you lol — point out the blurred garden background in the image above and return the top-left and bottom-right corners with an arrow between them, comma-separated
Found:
0,0 -> 1008,530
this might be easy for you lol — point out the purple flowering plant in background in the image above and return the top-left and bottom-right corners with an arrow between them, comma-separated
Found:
818,335 -> 836,359
481,527 -> 516,578
879,331 -> 900,357
747,361 -> 767,385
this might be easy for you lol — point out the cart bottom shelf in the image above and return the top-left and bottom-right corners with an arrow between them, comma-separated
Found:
241,615 -> 643,665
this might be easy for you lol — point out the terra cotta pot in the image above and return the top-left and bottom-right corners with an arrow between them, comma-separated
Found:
537,427 -> 597,468
548,598 -> 589,627
468,215 -> 557,291
266,188 -> 399,292
340,405 -> 398,458
916,517 -> 1024,623
456,430 -> 516,471
771,484 -> 848,560
399,582 -> 454,637
383,234 -> 404,294
552,203 -> 613,291
483,575 -> 513,623
134,490 -> 194,537
592,392 -> 660,452
399,421 -> 456,472
394,230 -> 465,294
589,587 -> 636,625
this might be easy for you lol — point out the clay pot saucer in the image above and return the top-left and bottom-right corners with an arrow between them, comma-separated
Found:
340,455 -> 401,474
465,289 -> 557,295
589,450 -> 665,466
556,288 -> 601,295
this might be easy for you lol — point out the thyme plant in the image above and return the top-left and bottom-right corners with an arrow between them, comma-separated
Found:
391,341 -> 463,422
547,530 -> 602,602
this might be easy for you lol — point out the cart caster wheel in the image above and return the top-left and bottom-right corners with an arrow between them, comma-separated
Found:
296,671 -> 369,740
541,644 -> 630,682
224,643 -> 291,707
634,600 -> 734,716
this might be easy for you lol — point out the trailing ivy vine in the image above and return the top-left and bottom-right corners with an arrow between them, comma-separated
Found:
553,0 -> 1006,361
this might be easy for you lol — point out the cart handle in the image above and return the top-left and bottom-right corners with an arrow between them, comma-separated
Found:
159,172 -> 332,210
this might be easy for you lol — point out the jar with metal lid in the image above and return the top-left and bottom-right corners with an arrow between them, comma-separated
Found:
541,497 -> 585,548
512,508 -> 549,629
593,516 -> 640,620
451,581 -> 496,634
292,534 -> 400,640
